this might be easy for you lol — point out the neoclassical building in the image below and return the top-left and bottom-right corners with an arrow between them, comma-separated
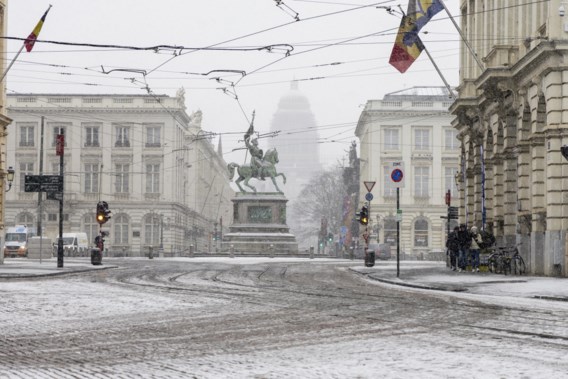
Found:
0,1 -> 12,263
452,0 -> 568,276
356,87 -> 458,257
5,92 -> 233,255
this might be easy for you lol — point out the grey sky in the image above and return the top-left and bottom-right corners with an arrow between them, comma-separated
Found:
5,0 -> 460,167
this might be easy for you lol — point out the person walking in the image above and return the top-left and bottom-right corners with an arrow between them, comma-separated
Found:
469,226 -> 482,272
446,226 -> 460,271
457,224 -> 470,272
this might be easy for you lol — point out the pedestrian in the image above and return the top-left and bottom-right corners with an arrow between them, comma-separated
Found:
445,226 -> 460,271
457,224 -> 470,272
469,226 -> 482,272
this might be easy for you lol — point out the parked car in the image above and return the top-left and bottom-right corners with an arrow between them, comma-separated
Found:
366,243 -> 391,260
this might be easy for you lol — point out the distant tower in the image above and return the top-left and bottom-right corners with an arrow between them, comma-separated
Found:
269,81 -> 321,200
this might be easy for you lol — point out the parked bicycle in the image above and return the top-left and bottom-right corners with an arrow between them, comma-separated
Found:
487,244 -> 525,275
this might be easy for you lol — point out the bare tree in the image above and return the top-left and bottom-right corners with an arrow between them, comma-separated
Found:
289,166 -> 347,247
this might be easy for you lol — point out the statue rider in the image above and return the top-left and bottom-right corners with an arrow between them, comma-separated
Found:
245,135 -> 266,180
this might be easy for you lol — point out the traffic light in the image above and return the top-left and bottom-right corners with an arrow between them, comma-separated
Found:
96,201 -> 111,225
360,205 -> 369,225
327,233 -> 333,243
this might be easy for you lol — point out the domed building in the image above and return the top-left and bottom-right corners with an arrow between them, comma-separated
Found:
268,81 -> 322,201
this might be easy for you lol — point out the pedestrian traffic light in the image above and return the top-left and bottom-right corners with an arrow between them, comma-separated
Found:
327,233 -> 333,243
96,201 -> 111,225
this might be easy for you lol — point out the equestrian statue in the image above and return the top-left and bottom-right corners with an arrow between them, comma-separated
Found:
228,112 -> 286,193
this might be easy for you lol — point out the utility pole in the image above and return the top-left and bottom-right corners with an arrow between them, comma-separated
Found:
56,128 -> 65,268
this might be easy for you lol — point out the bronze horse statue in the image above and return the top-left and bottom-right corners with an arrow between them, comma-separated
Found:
228,148 -> 286,193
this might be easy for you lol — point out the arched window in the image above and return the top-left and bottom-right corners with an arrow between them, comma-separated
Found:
144,214 -> 161,245
17,213 -> 34,226
414,219 -> 429,247
114,214 -> 129,245
83,214 -> 98,246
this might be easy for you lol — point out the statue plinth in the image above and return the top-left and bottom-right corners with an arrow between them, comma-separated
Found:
223,192 -> 299,255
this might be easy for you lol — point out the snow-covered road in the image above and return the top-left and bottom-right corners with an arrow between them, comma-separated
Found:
1,258 -> 567,378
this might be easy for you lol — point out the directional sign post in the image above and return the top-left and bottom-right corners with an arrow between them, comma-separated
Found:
24,175 -> 63,193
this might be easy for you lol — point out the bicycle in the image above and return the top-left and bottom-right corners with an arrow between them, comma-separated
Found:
510,244 -> 526,275
487,244 -> 525,275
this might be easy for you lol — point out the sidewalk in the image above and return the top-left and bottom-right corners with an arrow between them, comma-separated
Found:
350,261 -> 568,302
0,258 -> 115,279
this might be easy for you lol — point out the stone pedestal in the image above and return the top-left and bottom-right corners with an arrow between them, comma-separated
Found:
223,192 -> 298,255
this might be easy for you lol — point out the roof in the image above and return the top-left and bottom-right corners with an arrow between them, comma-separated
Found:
383,86 -> 454,101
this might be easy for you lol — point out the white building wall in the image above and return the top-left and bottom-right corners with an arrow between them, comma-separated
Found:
5,94 -> 233,256
355,88 -> 458,257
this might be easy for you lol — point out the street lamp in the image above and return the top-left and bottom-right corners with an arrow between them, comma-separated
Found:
5,166 -> 14,192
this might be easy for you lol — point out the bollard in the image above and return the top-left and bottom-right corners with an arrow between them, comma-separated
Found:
309,246 -> 314,259
189,244 -> 194,256
149,246 -> 153,259
270,244 -> 274,258
230,244 -> 234,258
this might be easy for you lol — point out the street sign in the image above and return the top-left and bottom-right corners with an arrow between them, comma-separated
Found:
340,226 -> 348,237
448,206 -> 459,219
46,192 -> 63,201
391,162 -> 405,187
365,192 -> 374,202
396,208 -> 402,222
391,169 -> 403,182
24,175 -> 63,193
363,181 -> 376,192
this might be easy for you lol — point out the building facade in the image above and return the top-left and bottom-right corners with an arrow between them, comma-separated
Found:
5,93 -> 233,255
0,0 -> 12,264
451,0 -> 568,276
355,87 -> 457,257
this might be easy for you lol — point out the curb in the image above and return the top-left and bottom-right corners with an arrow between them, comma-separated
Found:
0,265 -> 118,279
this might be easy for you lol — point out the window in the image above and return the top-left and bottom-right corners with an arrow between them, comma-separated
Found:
383,166 -> 396,197
144,214 -> 161,245
414,219 -> 429,247
414,166 -> 430,198
84,163 -> 100,193
145,124 -> 161,147
48,214 -> 57,222
19,123 -> 35,147
114,215 -> 129,245
445,167 -> 459,197
414,129 -> 430,150
383,128 -> 400,150
145,163 -> 160,193
115,164 -> 130,193
445,129 -> 459,150
50,125 -> 68,147
19,162 -> 34,191
84,123 -> 100,147
115,124 -> 130,147
383,218 -> 397,245
17,213 -> 34,225
83,215 -> 98,247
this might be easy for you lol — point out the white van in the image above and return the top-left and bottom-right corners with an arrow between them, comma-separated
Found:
57,232 -> 89,257
3,225 -> 37,257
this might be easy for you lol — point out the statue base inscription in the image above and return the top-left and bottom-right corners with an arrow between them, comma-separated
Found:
223,192 -> 299,255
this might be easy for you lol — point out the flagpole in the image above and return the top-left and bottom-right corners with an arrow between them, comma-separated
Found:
0,45 -> 25,84
438,0 -> 485,71
1,4 -> 53,84
422,45 -> 455,98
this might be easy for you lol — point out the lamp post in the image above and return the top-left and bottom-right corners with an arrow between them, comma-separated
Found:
5,166 -> 14,192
